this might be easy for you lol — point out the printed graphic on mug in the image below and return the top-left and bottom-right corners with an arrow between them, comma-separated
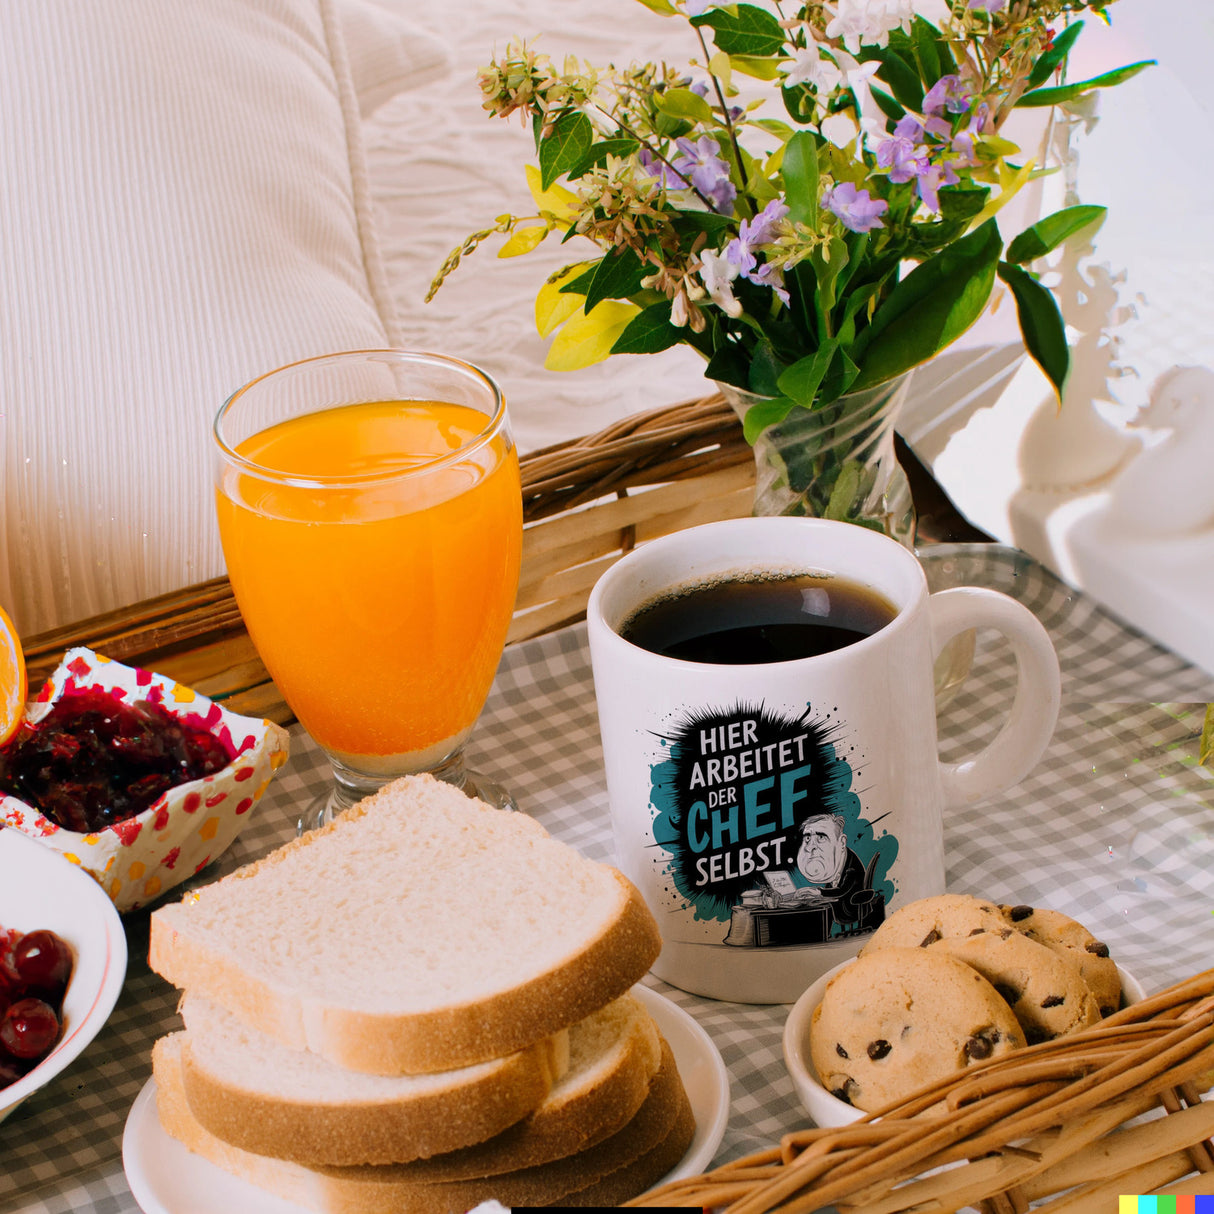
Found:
648,699 -> 898,951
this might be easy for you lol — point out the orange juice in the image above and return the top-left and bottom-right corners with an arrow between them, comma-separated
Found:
215,400 -> 522,764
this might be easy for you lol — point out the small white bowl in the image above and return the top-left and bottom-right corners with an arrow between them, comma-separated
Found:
783,956 -> 1146,1127
0,826 -> 127,1121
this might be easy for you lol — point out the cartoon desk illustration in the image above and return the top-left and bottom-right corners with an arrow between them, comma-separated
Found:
723,812 -> 886,947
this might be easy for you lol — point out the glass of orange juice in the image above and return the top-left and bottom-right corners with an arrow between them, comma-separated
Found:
213,350 -> 523,830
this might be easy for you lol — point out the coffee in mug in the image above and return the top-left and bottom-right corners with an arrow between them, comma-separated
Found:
587,518 -> 1061,1004
620,571 -> 898,663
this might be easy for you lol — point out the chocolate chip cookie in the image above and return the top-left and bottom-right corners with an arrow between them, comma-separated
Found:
1003,904 -> 1121,1017
809,947 -> 1026,1113
859,893 -> 1011,953
930,929 -> 1102,1044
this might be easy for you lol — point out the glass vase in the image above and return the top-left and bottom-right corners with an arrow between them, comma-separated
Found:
720,370 -> 916,549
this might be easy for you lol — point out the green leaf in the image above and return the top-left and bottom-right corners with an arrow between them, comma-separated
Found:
1201,705 -> 1213,769
781,130 -> 819,227
633,0 -> 679,13
910,17 -> 941,85
869,85 -> 905,124
747,340 -> 784,398
1026,20 -> 1085,89
670,209 -> 735,240
558,262 -> 599,295
610,300 -> 682,355
728,54 -> 784,81
691,4 -> 786,57
997,261 -> 1070,398
656,87 -> 716,125
741,394 -> 798,443
1017,60 -> 1154,107
824,460 -> 865,521
810,236 -> 847,323
857,45 -> 924,112
583,246 -> 648,313
705,341 -> 751,390
817,345 -> 860,404
538,110 -> 594,190
939,187 -> 991,224
850,218 -> 1002,391
781,84 -> 816,125
777,340 -> 839,411
1006,204 -> 1106,263
567,138 -> 641,179
752,117 -> 795,141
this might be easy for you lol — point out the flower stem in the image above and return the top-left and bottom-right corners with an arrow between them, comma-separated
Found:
694,25 -> 754,217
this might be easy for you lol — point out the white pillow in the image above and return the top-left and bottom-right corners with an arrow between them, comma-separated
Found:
0,0 -> 434,637
339,0 -> 451,117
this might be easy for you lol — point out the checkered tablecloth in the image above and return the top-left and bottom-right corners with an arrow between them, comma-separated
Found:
4,544 -> 1213,1213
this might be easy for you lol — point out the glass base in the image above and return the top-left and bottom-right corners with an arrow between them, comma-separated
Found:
297,764 -> 517,835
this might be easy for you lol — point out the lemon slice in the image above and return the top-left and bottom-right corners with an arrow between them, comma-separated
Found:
0,604 -> 27,747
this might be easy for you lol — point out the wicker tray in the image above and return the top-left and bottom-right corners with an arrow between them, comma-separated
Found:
19,393 -> 755,722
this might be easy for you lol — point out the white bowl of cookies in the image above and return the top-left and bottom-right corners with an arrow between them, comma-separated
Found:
782,893 -> 1145,1128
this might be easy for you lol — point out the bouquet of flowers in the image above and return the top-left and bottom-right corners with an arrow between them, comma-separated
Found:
430,0 -> 1149,531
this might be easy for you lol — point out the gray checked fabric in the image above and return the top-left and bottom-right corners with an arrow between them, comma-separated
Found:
3,544 -> 1213,1213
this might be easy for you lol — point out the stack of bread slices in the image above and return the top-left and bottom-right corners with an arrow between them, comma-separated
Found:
147,774 -> 694,1212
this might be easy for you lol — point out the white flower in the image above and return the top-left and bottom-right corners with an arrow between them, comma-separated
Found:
821,112 -> 860,148
824,0 -> 914,53
782,47 -> 843,93
698,249 -> 743,318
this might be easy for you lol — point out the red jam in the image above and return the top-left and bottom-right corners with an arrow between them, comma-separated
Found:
0,688 -> 233,833
0,926 -> 73,1089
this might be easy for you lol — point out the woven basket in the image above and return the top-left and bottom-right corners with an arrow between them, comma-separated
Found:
631,970 -> 1214,1212
20,392 -> 755,722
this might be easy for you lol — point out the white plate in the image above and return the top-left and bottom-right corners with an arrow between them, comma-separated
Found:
122,984 -> 730,1214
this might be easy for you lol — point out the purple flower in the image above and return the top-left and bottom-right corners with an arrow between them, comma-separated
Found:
916,161 -> 960,212
968,0 -> 1007,11
923,74 -> 972,116
719,200 -> 791,301
740,199 -> 789,248
893,114 -> 925,143
637,147 -> 686,190
950,102 -> 990,165
876,132 -> 928,184
671,135 -> 737,214
822,181 -> 888,233
750,261 -> 790,306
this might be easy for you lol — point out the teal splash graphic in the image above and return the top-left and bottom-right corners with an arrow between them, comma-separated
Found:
649,701 -> 897,945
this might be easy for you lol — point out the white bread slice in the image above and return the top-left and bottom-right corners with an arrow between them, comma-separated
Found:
390,990 -> 662,1179
153,1034 -> 694,1213
178,995 -> 569,1165
148,775 -> 661,1075
178,990 -> 661,1168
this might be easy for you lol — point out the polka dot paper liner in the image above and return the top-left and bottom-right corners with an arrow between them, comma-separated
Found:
0,647 -> 290,911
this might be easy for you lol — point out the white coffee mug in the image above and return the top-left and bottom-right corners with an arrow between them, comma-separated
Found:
586,518 -> 1061,1004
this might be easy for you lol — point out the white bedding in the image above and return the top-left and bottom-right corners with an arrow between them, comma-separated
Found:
359,0 -> 711,453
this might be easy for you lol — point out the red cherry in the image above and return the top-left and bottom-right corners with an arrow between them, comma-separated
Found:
0,997 -> 61,1061
12,930 -> 72,999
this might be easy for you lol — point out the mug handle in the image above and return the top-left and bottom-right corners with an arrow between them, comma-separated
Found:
929,587 -> 1061,810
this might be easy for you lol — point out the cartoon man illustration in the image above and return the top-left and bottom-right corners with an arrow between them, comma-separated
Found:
792,812 -> 869,924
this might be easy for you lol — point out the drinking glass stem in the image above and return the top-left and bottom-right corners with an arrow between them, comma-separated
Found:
297,749 -> 517,835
